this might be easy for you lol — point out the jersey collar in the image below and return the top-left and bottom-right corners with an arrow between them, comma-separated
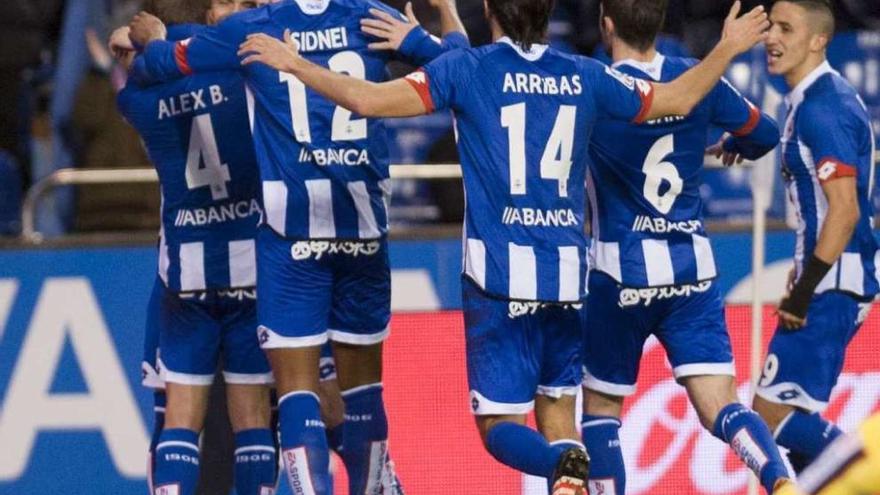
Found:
785,60 -> 837,109
612,52 -> 665,81
497,36 -> 548,62
294,0 -> 330,15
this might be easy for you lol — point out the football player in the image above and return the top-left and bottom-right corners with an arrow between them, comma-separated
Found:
118,0 -> 276,494
578,1 -> 793,494
754,0 -> 879,473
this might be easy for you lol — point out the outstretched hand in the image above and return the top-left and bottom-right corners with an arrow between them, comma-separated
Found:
238,29 -> 302,73
360,3 -> 420,51
720,1 -> 770,56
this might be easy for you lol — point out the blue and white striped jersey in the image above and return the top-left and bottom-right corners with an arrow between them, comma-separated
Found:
587,54 -> 779,288
119,25 -> 260,292
133,0 -> 468,241
407,39 -> 653,302
781,61 -> 880,298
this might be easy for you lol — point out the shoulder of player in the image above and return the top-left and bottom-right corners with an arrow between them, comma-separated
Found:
799,81 -> 859,124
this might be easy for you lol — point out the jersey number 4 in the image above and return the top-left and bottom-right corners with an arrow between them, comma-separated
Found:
501,103 -> 575,198
280,51 -> 367,143
186,114 -> 231,201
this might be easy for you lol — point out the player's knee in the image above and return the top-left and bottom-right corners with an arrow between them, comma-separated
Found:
227,384 -> 272,432
475,415 -> 526,448
752,395 -> 791,432
583,388 -> 625,418
317,379 -> 345,429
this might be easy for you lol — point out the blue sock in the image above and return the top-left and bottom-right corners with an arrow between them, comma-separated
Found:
326,423 -> 345,454
776,411 -> 842,471
484,421 -> 561,479
278,391 -> 330,494
341,383 -> 390,493
712,403 -> 789,493
149,391 -> 167,491
234,428 -> 277,495
581,414 -> 625,495
153,428 -> 200,495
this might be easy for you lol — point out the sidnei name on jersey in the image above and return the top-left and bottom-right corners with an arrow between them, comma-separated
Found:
158,84 -> 227,120
289,27 -> 348,53
502,72 -> 582,96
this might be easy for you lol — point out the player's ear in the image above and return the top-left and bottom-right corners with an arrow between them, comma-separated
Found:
601,15 -> 615,40
809,32 -> 829,53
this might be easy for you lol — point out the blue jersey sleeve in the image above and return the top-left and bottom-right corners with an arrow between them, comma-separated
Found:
405,49 -> 473,113
135,15 -> 251,83
583,60 -> 654,124
798,99 -> 862,183
711,78 -> 780,160
397,28 -> 469,66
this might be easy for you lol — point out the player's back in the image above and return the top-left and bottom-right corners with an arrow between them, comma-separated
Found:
227,0 -> 415,240
781,63 -> 879,298
588,54 -> 761,288
118,30 -> 260,292
418,40 -> 651,302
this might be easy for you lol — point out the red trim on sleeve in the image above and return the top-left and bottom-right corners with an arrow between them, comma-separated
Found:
631,80 -> 655,124
174,41 -> 193,76
404,69 -> 434,114
732,101 -> 761,137
816,157 -> 858,183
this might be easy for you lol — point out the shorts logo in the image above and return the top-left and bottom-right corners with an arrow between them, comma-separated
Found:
290,240 -> 381,261
508,301 -> 583,319
155,484 -> 180,495
618,281 -> 712,308
471,396 -> 480,412
258,328 -> 270,345
777,389 -> 801,401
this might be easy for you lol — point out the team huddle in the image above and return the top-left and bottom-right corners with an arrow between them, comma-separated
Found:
110,0 -> 878,494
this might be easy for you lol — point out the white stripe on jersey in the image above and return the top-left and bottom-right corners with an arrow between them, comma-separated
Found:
642,239 -> 675,286
594,241 -> 622,282
839,252 -> 865,295
159,233 -> 170,285
179,242 -> 206,291
228,239 -> 256,287
693,234 -> 717,280
466,238 -> 487,287
508,243 -> 537,300
263,181 -> 288,233
347,181 -> 380,238
558,246 -> 580,301
305,179 -> 335,238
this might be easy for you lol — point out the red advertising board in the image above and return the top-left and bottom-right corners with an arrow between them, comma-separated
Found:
342,306 -> 880,494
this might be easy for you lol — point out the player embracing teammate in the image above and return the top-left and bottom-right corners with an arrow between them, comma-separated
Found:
238,0 -> 772,492
118,0 -> 467,493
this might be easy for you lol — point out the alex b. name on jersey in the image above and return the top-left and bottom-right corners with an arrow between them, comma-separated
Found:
158,84 -> 227,120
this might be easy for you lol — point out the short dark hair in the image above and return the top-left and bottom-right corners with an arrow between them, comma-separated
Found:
600,0 -> 668,52
143,0 -> 209,25
779,0 -> 835,35
486,0 -> 555,52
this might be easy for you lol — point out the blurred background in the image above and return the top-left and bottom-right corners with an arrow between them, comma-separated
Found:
1,1 -> 879,494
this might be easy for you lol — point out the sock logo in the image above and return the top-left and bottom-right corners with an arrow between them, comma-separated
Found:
731,429 -> 769,476
154,484 -> 180,495
588,479 -> 616,495
364,440 -> 389,494
283,447 -> 316,495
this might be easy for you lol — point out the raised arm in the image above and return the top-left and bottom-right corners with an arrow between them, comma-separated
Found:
642,2 -> 769,121
126,11 -> 247,84
360,1 -> 468,66
239,30 -> 428,117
